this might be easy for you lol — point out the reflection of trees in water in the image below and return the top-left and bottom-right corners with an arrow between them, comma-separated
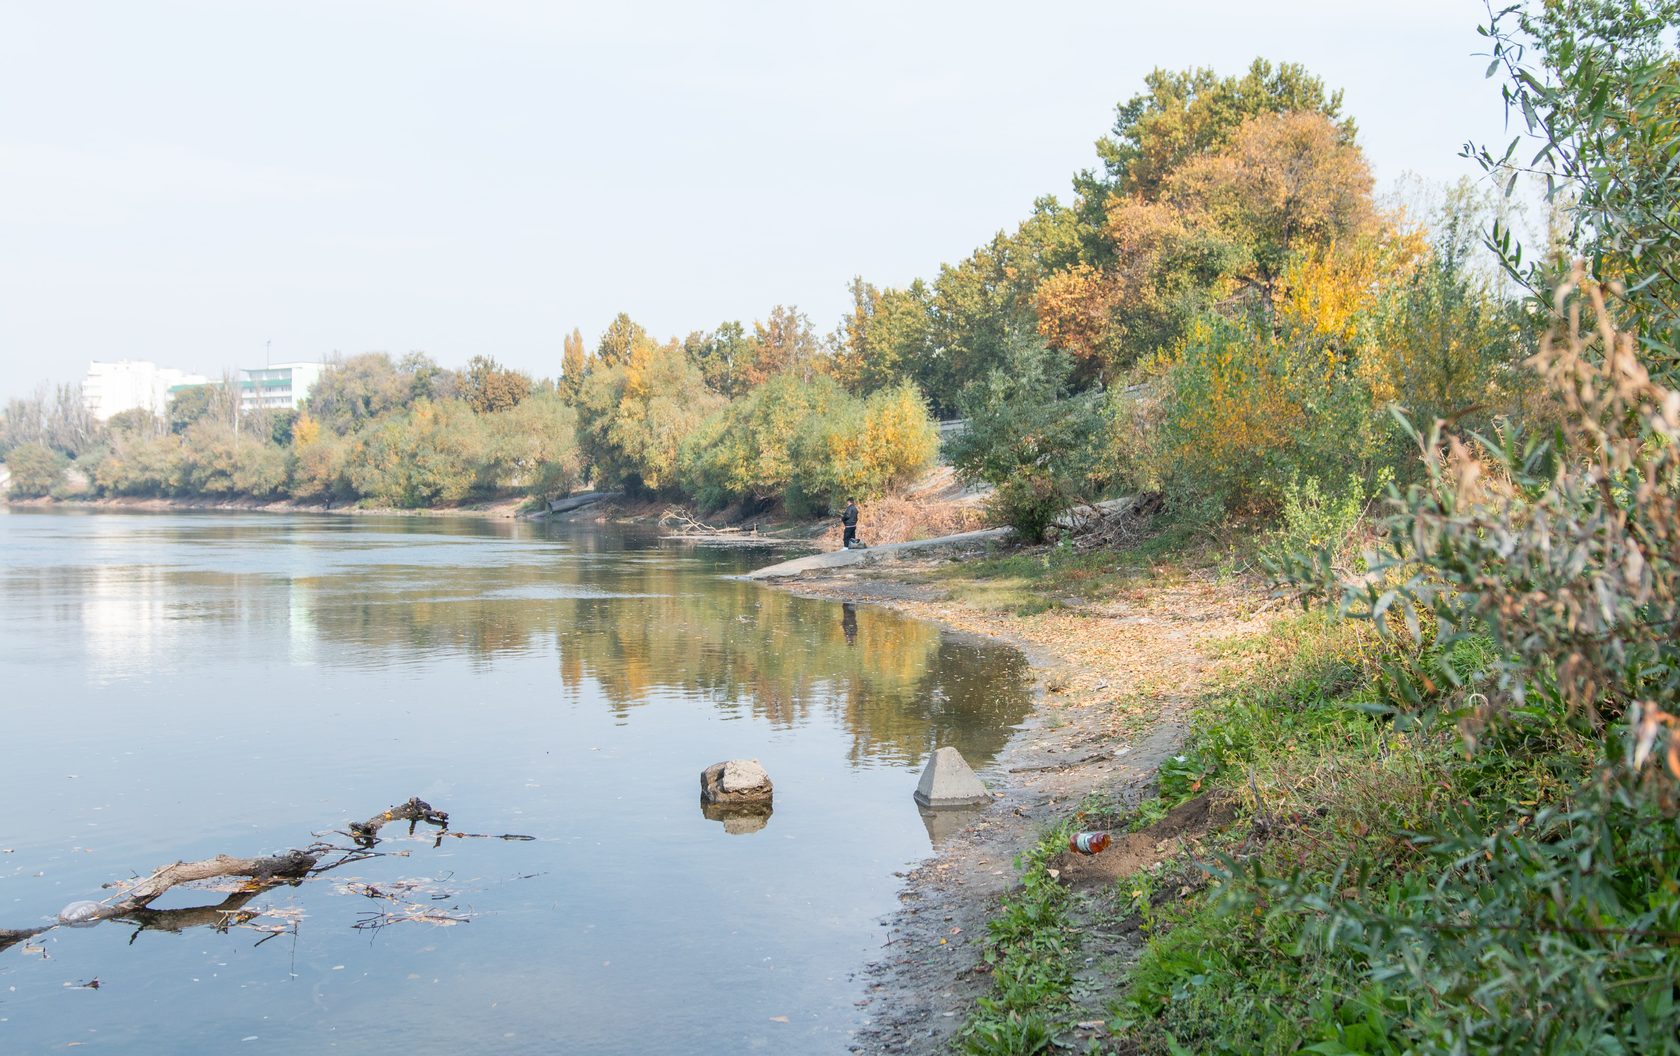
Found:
16,526 -> 1032,768
303,551 -> 1032,766
554,584 -> 1033,768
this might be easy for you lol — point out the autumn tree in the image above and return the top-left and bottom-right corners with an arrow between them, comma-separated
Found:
106,407 -> 162,438
1078,58 -> 1354,226
346,399 -> 490,507
482,390 -> 583,497
1166,110 -> 1376,309
1040,107 -> 1377,373
747,305 -> 820,386
597,312 -> 657,367
578,338 -> 724,492
460,355 -> 532,414
560,327 -> 589,400
685,321 -> 757,398
829,278 -> 935,395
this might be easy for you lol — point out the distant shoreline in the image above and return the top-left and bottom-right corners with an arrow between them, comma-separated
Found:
3,493 -> 535,520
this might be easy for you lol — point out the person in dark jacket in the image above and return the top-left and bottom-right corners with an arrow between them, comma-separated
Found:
840,498 -> 859,549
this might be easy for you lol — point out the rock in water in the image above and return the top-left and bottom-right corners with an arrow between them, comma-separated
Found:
700,759 -> 774,806
913,746 -> 991,808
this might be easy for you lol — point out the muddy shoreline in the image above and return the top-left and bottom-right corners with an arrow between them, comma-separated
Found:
765,552 -> 1266,1054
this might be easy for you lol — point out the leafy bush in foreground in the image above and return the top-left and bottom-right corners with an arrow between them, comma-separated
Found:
1226,274 -> 1680,1055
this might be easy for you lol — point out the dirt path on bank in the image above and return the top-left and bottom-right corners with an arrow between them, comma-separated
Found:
769,550 -> 1274,1055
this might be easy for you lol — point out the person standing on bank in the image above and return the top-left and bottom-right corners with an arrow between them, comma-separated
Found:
840,497 -> 859,549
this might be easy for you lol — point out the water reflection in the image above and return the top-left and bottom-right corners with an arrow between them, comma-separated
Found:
0,510 -> 1038,1056
2,514 -> 1032,769
919,804 -> 988,847
701,800 -> 774,835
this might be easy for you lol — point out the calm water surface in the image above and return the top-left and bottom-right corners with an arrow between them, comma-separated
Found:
0,509 -> 1032,1054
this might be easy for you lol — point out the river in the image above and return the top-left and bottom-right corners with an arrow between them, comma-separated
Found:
0,508 -> 1032,1054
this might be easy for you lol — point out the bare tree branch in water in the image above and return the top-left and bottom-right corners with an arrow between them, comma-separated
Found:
347,796 -> 450,845
2,797 -> 527,947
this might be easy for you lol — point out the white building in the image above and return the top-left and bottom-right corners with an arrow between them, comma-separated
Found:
82,360 -> 210,422
238,362 -> 326,413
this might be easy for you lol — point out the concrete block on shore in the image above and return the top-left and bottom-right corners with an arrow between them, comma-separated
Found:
913,746 -> 991,808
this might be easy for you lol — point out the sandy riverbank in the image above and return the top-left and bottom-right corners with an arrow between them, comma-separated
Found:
756,540 -> 1275,1054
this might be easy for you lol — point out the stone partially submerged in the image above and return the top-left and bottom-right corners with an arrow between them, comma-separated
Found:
913,746 -> 991,808
700,759 -> 774,806
699,759 -> 774,836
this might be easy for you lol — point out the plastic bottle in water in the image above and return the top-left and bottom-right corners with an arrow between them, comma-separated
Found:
1068,831 -> 1111,855
58,900 -> 103,925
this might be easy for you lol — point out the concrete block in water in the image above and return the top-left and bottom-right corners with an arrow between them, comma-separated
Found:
700,759 -> 773,805
913,746 -> 991,807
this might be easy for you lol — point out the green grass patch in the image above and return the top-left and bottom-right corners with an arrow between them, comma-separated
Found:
959,818 -> 1082,1056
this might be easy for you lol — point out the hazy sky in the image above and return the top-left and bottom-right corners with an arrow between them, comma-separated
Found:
0,1 -> 1513,401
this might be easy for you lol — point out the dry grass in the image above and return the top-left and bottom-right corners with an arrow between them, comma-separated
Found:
814,496 -> 989,548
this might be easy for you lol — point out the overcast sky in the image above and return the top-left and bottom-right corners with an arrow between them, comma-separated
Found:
0,1 -> 1513,401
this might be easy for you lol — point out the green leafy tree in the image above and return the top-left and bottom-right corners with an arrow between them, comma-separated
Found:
483,390 -> 584,497
830,278 -> 936,394
578,339 -> 723,492
685,320 -> 757,398
1260,272 -> 1680,1056
167,383 -> 227,434
1471,0 -> 1680,380
106,407 -> 160,438
92,432 -> 186,496
347,399 -> 490,507
303,353 -> 414,434
679,373 -> 845,508
4,442 -> 66,498
948,336 -> 1113,540
398,352 -> 454,403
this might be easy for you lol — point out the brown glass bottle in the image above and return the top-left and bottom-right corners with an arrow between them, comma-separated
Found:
1068,831 -> 1111,855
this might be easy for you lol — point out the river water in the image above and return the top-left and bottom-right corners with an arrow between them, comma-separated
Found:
0,509 -> 1032,1054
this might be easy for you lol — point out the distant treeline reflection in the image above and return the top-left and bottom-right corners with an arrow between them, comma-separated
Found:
289,535 -> 1034,768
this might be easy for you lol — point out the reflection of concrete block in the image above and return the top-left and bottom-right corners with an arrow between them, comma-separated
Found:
913,746 -> 991,807
918,804 -> 985,846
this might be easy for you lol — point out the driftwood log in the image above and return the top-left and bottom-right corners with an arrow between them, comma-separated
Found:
90,849 -> 320,923
5,796 -> 459,942
0,926 -> 47,954
348,797 -> 449,845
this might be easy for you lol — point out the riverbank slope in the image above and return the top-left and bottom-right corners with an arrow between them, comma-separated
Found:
757,532 -> 1278,1054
